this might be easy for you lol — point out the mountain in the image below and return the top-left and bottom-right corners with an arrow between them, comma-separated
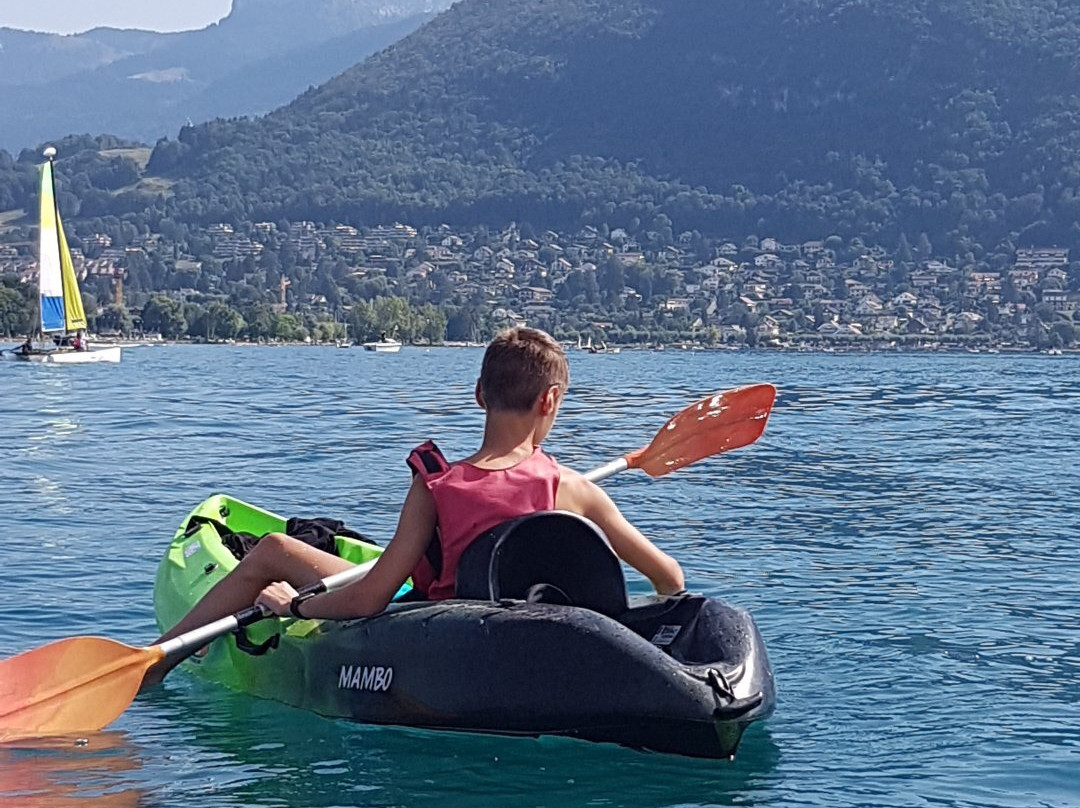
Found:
128,0 -> 1080,257
0,0 -> 453,152
6,0 -> 1080,261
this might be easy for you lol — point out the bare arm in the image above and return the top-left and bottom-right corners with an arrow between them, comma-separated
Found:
257,475 -> 436,619
556,468 -> 685,595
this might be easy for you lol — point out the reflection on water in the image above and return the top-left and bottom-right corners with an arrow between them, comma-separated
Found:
128,682 -> 782,808
0,732 -> 143,808
0,347 -> 1077,808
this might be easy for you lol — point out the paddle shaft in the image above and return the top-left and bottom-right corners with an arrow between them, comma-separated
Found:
582,458 -> 628,483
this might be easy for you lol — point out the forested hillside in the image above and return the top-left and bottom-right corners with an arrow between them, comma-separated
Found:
4,0 -> 1080,265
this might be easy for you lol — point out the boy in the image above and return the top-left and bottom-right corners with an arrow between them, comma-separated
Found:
155,327 -> 683,646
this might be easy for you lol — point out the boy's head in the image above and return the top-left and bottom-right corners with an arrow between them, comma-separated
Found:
479,327 -> 569,412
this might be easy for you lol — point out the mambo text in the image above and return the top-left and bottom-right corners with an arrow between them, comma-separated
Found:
339,665 -> 394,691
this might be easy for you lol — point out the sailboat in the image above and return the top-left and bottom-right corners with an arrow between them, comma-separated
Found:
335,319 -> 351,348
16,148 -> 121,364
583,335 -> 620,354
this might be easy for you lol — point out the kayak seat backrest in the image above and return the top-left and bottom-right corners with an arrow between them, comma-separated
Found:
455,510 -> 628,618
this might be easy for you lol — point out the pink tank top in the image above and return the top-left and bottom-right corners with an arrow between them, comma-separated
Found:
407,441 -> 560,600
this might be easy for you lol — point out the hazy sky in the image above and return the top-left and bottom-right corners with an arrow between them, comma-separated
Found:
0,0 -> 233,34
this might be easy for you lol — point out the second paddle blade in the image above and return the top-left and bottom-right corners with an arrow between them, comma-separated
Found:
0,636 -> 160,741
626,383 -> 776,477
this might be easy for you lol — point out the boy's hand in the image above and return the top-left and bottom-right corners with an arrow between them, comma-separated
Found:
255,580 -> 300,616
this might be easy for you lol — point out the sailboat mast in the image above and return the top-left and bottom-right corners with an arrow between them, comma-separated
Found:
46,149 -> 67,334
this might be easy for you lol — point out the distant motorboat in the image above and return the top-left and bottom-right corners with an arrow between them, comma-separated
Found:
363,336 -> 402,353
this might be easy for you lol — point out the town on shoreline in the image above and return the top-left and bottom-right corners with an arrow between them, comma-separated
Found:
2,220 -> 1077,353
82,335 -> 1076,357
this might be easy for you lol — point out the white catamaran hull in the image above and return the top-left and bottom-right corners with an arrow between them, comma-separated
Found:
18,346 -> 122,364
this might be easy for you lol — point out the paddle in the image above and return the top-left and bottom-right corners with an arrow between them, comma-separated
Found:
582,383 -> 776,482
0,382 -> 776,741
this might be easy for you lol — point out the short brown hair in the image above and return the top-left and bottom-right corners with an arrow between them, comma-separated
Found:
480,327 -> 569,411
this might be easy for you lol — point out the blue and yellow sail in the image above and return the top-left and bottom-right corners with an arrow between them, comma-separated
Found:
38,154 -> 86,334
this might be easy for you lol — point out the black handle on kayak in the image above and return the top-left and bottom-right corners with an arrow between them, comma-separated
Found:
234,578 -> 330,628
234,606 -> 266,628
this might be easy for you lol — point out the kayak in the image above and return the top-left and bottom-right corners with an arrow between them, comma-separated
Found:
154,493 -> 775,759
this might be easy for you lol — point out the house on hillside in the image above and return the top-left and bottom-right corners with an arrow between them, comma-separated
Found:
869,314 -> 899,333
818,322 -> 863,338
1046,267 -> 1068,284
661,298 -> 692,314
1042,288 -> 1070,311
966,272 -> 1001,295
1015,247 -> 1068,269
756,315 -> 781,340
854,295 -> 884,317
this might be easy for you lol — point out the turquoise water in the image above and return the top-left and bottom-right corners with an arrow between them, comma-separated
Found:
0,346 -> 1076,808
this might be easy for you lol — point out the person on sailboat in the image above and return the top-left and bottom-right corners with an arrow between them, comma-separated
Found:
72,331 -> 85,351
19,336 -> 33,356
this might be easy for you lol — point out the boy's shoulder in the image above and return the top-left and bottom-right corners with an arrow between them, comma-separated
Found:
555,464 -> 599,501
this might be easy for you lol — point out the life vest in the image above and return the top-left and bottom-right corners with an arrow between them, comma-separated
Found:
407,440 -> 560,600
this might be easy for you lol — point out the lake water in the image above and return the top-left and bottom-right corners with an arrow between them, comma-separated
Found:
0,345 -> 1076,808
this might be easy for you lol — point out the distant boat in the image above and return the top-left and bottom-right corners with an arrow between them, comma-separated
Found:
363,333 -> 402,353
14,148 -> 121,365
587,338 -> 620,354
336,321 -> 351,347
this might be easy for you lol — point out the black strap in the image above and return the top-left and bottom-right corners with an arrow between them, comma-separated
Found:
183,514 -> 230,539
406,442 -> 449,577
232,627 -> 280,656
289,591 -> 317,619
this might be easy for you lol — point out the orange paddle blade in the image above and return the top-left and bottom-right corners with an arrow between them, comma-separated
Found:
0,637 -> 162,741
625,383 -> 776,477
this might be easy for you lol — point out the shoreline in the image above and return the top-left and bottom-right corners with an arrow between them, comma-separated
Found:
54,338 -> 1077,356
